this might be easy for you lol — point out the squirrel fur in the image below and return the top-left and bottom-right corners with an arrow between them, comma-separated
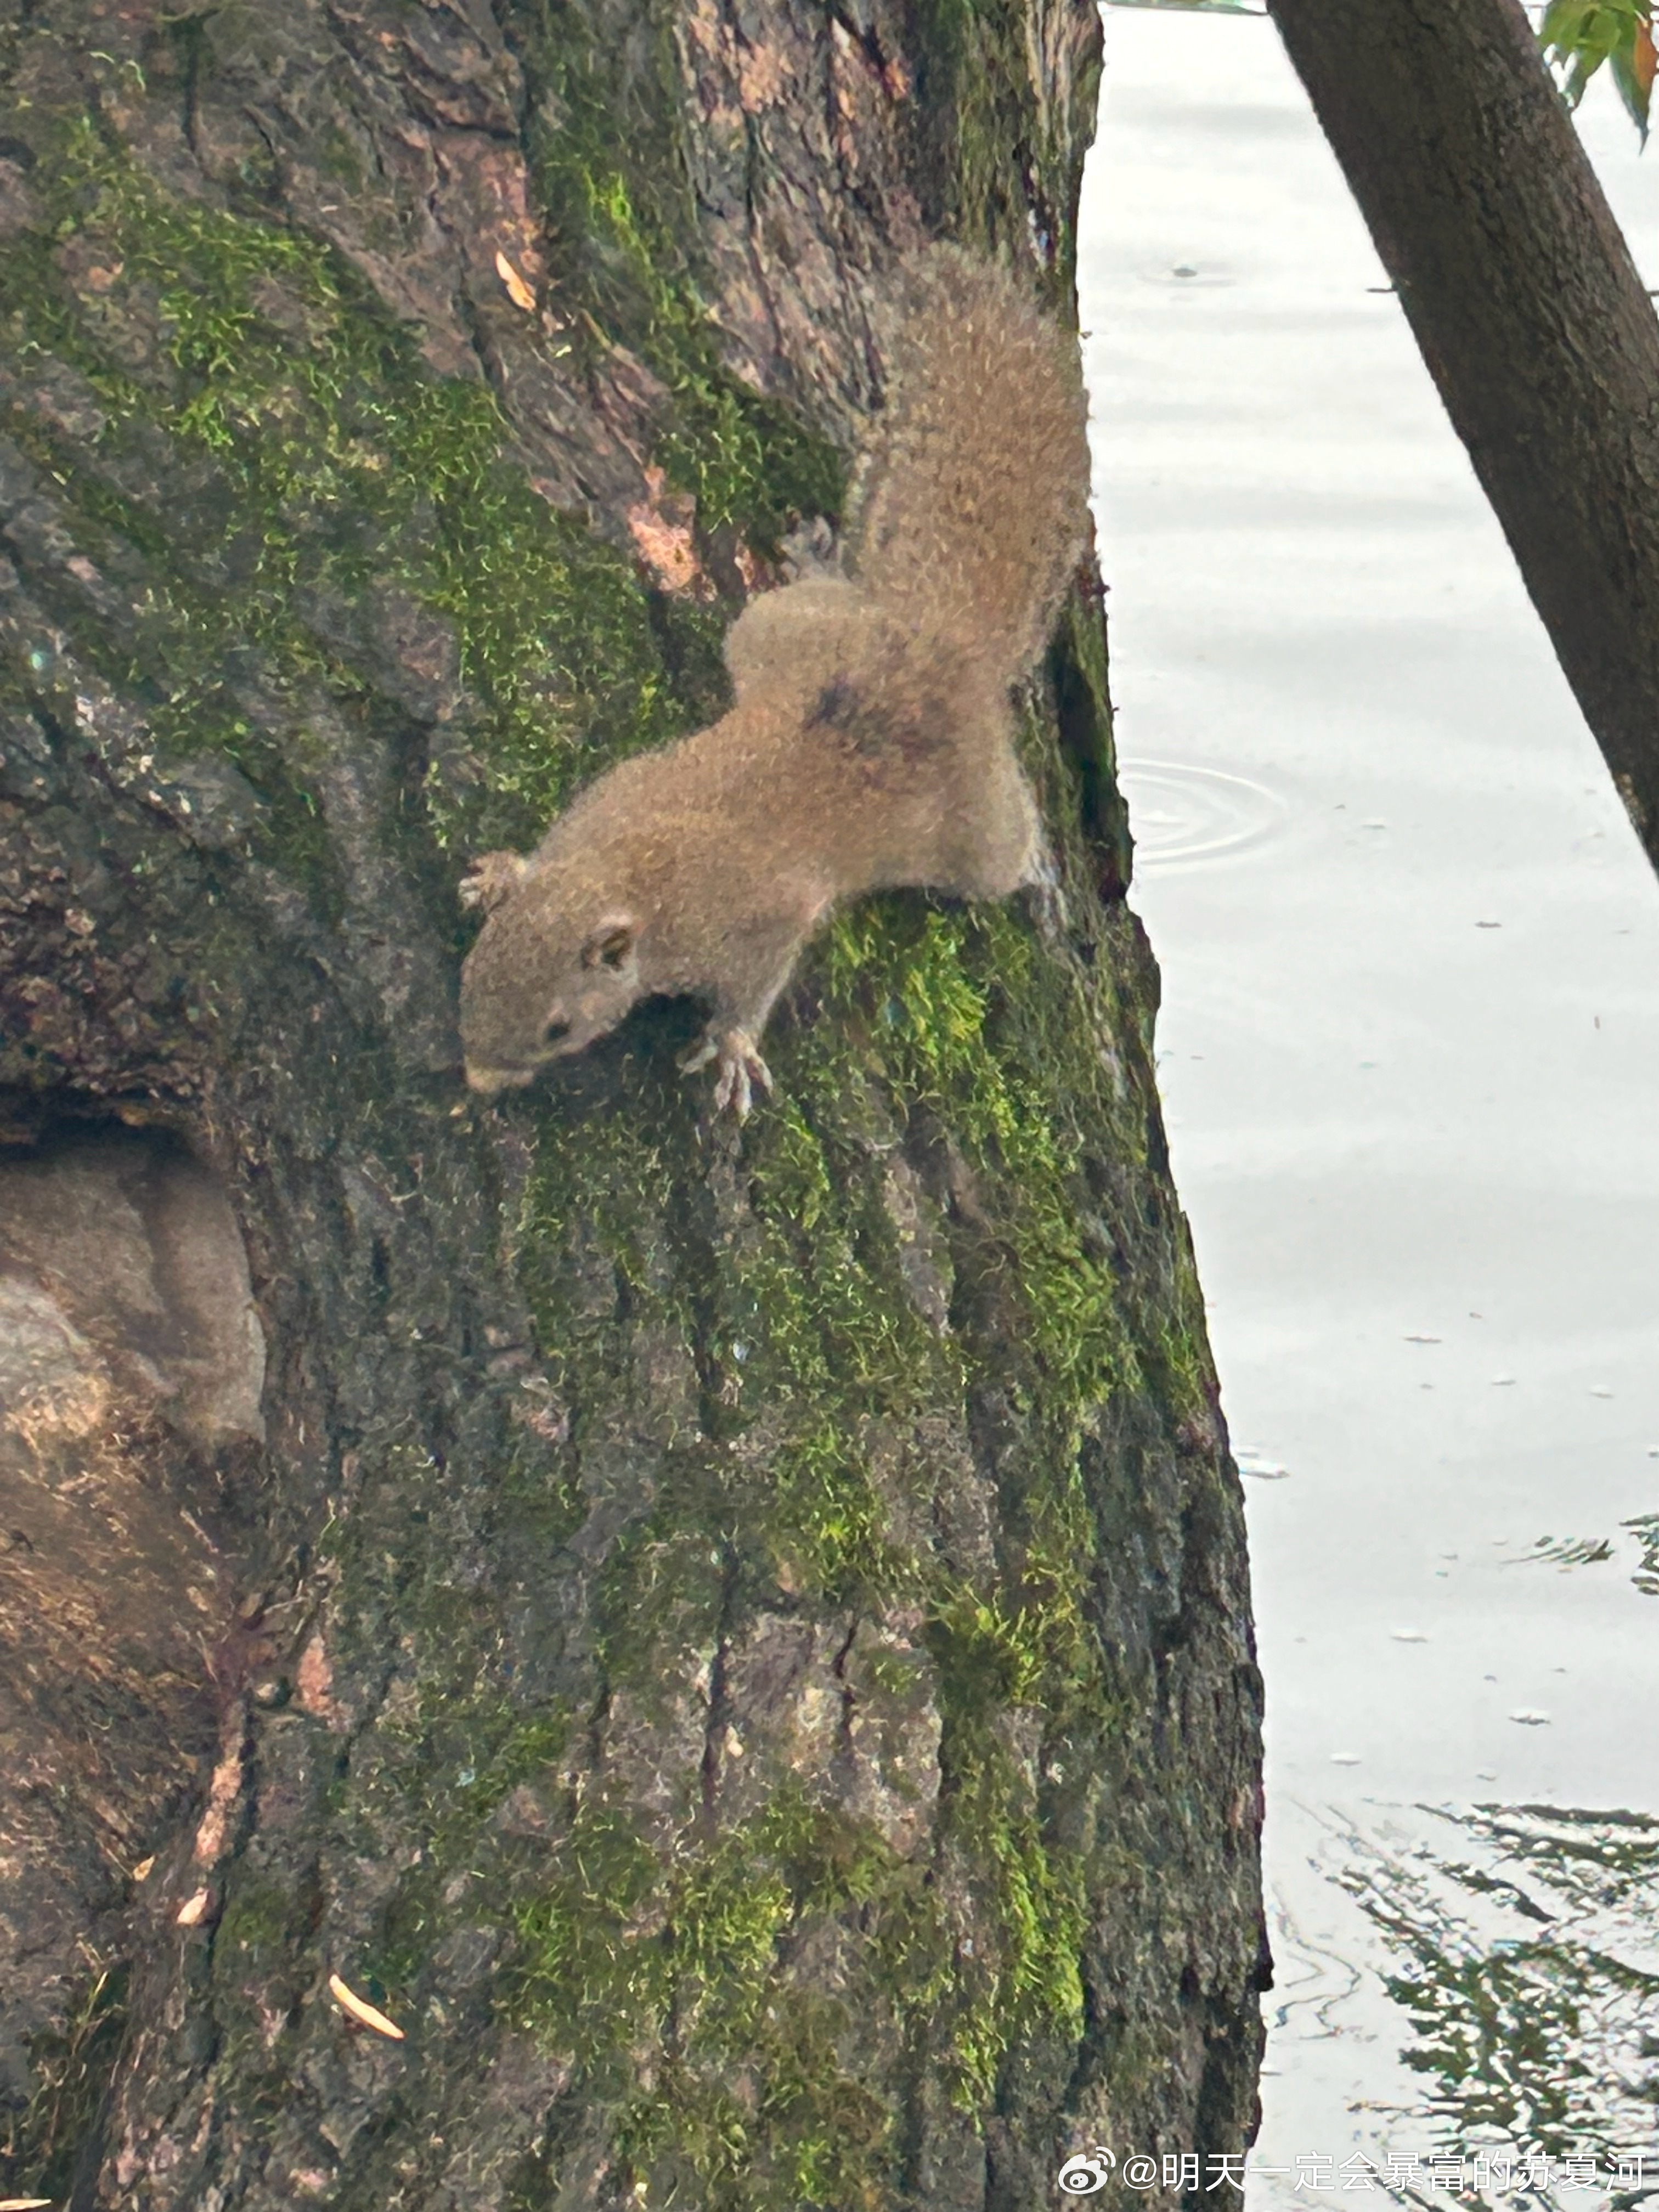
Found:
459,246 -> 1091,1117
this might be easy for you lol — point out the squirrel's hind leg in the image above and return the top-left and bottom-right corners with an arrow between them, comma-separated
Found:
939,749 -> 1069,939
940,747 -> 1048,895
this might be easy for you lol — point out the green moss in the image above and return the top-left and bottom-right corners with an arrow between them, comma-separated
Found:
510,1759 -> 1089,2194
765,1421 -> 919,1605
3,1961 -> 128,2202
516,1068 -> 692,1414
1055,593 -> 1135,894
905,0 -> 1100,300
206,1873 -> 321,2089
326,1588 -> 577,1874
512,1795 -> 915,2205
0,120 -> 779,874
822,898 -> 1138,1423
215,1871 -> 311,1964
734,1091 -> 957,1413
938,1751 -> 1089,2104
512,0 -> 845,546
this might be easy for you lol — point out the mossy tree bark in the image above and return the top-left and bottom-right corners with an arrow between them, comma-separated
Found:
1270,0 -> 1659,873
0,1 -> 1265,2205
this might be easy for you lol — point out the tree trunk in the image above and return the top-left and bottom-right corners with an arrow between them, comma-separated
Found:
0,1 -> 1265,2204
1268,0 -> 1659,873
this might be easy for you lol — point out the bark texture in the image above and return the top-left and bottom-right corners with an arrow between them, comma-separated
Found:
1269,0 -> 1659,871
0,1 -> 1265,2204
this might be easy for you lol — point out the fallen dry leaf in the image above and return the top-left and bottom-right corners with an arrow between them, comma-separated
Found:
328,1971 -> 405,2040
494,251 -> 536,312
176,1887 -> 212,1926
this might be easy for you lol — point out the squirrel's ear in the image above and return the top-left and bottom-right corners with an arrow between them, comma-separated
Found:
460,850 -> 529,914
580,916 -> 637,972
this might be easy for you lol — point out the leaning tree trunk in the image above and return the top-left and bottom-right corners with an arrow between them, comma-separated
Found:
1269,0 -> 1659,874
0,2 -> 1265,2205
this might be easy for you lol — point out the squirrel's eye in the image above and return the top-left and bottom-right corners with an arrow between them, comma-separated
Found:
543,1018 -> 572,1046
583,923 -> 634,972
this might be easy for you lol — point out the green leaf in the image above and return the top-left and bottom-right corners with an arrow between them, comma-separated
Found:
1539,0 -> 1653,144
1610,13 -> 1656,143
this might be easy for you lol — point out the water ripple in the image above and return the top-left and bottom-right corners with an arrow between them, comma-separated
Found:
1118,757 -> 1290,871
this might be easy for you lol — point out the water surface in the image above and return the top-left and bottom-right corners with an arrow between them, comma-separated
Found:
1081,14 -> 1659,2193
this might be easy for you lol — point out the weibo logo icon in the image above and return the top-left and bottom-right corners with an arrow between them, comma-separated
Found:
1057,2149 -> 1115,2194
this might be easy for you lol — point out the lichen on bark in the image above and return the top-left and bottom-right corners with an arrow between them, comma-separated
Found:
0,0 -> 1263,2204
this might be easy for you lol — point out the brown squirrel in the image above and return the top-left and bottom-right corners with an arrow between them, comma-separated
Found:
459,246 -> 1091,1117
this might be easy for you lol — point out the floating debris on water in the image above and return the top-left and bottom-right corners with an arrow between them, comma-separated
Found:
1235,1446 -> 1292,1480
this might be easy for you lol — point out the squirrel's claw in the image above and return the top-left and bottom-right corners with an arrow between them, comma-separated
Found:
715,1037 -> 772,1120
681,1029 -> 772,1120
460,850 -> 529,914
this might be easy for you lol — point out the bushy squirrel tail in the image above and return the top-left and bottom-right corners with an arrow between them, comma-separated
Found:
843,246 -> 1092,681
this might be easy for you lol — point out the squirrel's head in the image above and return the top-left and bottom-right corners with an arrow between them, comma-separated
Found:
460,882 -> 643,1096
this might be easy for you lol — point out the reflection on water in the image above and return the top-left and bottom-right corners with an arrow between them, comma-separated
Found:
1344,1804 -> 1659,2163
1341,1535 -> 1659,2192
1118,758 -> 1290,871
1263,1790 -> 1659,2211
1255,1541 -> 1659,2206
1263,1548 -> 1659,2202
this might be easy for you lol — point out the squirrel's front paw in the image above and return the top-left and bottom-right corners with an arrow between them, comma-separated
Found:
680,1029 -> 774,1121
460,850 -> 529,914
777,514 -> 840,583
